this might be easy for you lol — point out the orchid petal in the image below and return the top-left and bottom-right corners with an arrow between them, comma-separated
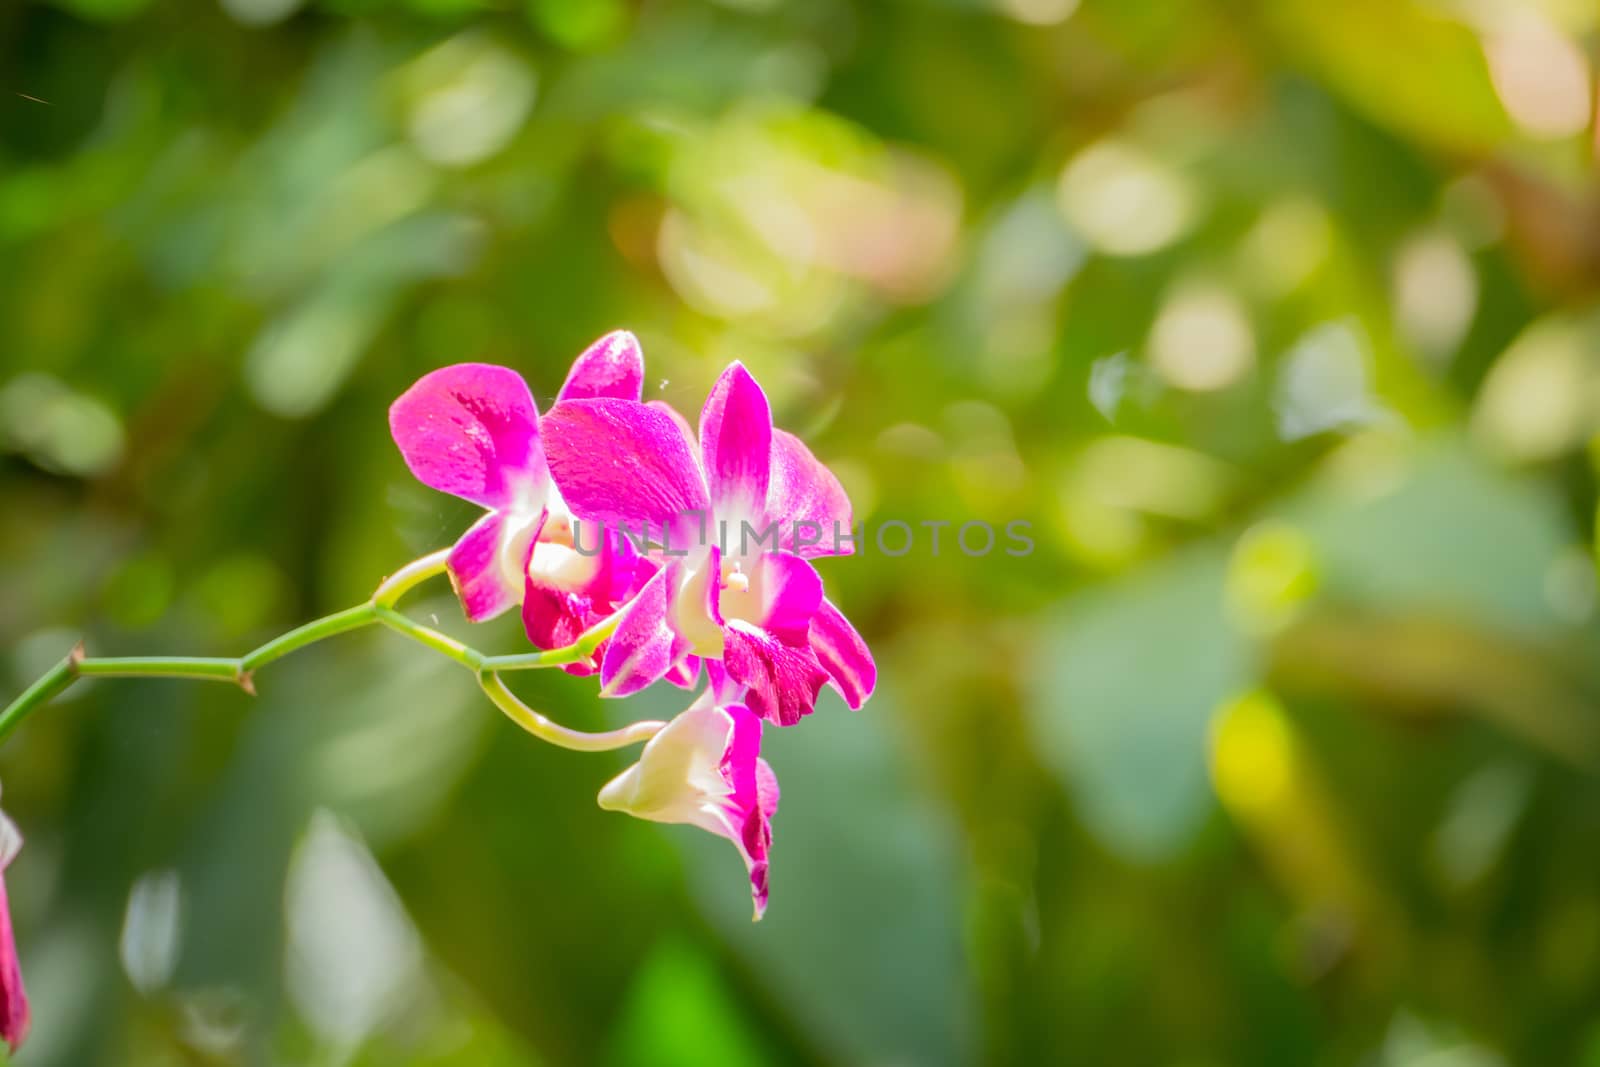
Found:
0,874 -> 26,1053
674,548 -> 727,654
597,700 -> 731,819
666,655 -> 702,690
523,522 -> 640,666
600,563 -> 687,697
390,364 -> 546,511
0,811 -> 17,871
766,430 -> 854,557
756,553 -> 823,643
544,399 -> 711,544
722,620 -> 829,727
648,399 -> 699,456
711,551 -> 822,646
699,363 -> 773,522
558,330 -> 645,403
810,598 -> 876,709
520,581 -> 592,653
722,705 -> 775,919
0,813 -> 25,1053
704,659 -> 744,704
449,510 -> 541,623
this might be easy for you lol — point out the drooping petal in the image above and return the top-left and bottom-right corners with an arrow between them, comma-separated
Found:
0,874 -> 26,1053
699,363 -> 773,522
722,702 -> 762,810
765,430 -> 855,557
558,330 -> 645,403
600,563 -> 688,697
390,364 -> 546,511
544,399 -> 710,545
809,598 -> 876,710
448,510 -> 542,623
0,812 -> 26,1053
744,757 -> 780,919
721,620 -> 829,727
721,705 -> 776,920
754,757 -> 779,822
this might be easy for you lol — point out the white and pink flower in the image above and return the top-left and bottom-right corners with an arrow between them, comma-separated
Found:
598,689 -> 778,919
543,362 -> 876,724
388,332 -> 648,670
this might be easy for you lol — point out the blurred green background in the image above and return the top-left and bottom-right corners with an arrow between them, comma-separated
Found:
4,0 -> 1600,1063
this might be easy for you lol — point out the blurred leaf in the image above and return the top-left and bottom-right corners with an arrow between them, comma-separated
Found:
605,936 -> 772,1067
1267,0 -> 1514,151
1030,548 -> 1252,859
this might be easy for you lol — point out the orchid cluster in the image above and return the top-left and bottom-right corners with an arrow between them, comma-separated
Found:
388,331 -> 876,913
0,330 -> 875,1056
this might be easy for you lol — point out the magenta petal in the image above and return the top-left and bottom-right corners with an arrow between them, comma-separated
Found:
747,857 -> 770,919
449,510 -> 539,623
521,580 -> 591,651
699,363 -> 773,520
766,430 -> 854,557
755,757 -> 779,821
722,621 -> 829,727
524,524 -> 641,659
600,564 -> 686,696
558,330 -> 645,403
0,875 -> 27,1052
723,703 -> 763,811
810,598 -> 876,710
649,400 -> 699,455
705,659 -> 743,704
665,655 -> 702,689
544,399 -> 711,543
703,549 -> 820,647
753,552 -> 823,645
390,364 -> 546,510
745,756 -> 779,918
721,705 -> 776,919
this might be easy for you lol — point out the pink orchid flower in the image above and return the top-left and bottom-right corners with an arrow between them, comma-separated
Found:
542,362 -> 876,725
389,332 -> 647,667
598,688 -> 777,918
0,798 -> 28,1053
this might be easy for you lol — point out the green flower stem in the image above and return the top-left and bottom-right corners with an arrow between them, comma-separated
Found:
371,548 -> 452,609
240,604 -> 378,675
0,548 -> 661,753
372,606 -> 484,671
479,672 -> 664,752
479,612 -> 621,672
0,646 -> 83,745
77,656 -> 248,683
